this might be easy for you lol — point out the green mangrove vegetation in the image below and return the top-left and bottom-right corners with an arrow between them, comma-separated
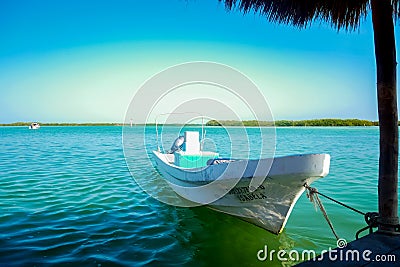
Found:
206,119 -> 379,127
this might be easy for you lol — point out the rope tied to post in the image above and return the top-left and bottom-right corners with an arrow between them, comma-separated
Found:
304,183 -> 340,240
303,183 -> 393,240
304,183 -> 366,216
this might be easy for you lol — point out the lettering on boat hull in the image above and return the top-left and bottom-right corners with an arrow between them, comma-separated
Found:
228,184 -> 268,202
237,192 -> 268,202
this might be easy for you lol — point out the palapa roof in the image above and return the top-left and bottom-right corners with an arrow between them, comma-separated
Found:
221,0 -> 399,30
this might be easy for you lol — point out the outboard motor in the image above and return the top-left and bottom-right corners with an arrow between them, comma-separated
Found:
168,136 -> 184,154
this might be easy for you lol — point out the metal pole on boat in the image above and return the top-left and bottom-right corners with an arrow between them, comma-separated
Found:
202,116 -> 204,139
156,118 -> 160,152
201,116 -> 207,151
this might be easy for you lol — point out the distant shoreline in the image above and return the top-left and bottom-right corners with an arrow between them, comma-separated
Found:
0,119 -> 381,127
206,119 -> 380,127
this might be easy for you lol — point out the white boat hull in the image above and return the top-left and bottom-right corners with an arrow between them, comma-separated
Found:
29,123 -> 40,130
152,151 -> 330,234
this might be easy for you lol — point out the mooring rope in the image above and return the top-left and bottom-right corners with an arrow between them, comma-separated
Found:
303,184 -> 400,239
304,184 -> 340,240
304,183 -> 366,216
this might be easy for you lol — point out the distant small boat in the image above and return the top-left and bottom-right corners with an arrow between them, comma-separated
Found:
29,122 -> 40,130
152,130 -> 330,234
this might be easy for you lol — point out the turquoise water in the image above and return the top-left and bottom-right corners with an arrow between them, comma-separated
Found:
0,126 -> 388,266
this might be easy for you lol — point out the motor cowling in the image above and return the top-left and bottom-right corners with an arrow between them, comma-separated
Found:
169,136 -> 184,154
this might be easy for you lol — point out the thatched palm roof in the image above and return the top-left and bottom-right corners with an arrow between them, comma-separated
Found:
221,0 -> 399,30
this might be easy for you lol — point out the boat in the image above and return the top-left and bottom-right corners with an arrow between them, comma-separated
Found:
152,130 -> 330,234
28,122 -> 40,130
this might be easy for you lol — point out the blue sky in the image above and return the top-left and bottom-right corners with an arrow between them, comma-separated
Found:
1,0 -> 398,123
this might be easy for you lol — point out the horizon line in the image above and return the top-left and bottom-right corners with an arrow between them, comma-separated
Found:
0,118 -> 381,127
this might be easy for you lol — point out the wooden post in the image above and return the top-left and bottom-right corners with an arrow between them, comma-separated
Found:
372,0 -> 399,233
